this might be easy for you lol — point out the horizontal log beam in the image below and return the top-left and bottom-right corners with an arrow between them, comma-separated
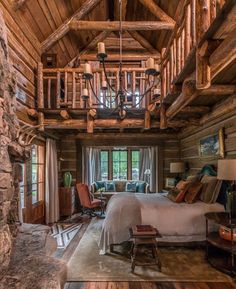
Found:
199,85 -> 236,95
69,21 -> 175,31
43,118 -> 198,129
79,52 -> 160,61
180,106 -> 210,114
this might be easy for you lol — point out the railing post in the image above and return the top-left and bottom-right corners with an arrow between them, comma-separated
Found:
37,62 -> 44,131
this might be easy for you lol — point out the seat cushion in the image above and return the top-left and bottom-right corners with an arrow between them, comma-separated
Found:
91,199 -> 102,208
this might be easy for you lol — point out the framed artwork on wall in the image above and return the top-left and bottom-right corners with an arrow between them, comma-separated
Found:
199,128 -> 225,158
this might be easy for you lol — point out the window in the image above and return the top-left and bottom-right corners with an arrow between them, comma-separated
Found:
20,144 -> 45,207
112,150 -> 128,180
101,150 -> 109,181
99,148 -> 139,180
131,150 -> 140,180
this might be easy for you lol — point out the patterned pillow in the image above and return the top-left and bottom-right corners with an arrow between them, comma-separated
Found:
185,181 -> 203,204
95,181 -> 105,191
167,180 -> 192,203
125,182 -> 137,192
136,182 -> 146,193
200,178 -> 222,203
105,181 -> 115,192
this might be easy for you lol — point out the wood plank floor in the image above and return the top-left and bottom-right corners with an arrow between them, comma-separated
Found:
64,282 -> 236,289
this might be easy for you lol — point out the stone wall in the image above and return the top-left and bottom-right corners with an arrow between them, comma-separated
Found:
0,9 -> 29,271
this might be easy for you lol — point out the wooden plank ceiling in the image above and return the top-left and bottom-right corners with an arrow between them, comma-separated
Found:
15,0 -> 179,67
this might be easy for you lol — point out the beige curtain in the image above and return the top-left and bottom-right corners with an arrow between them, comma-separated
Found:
45,139 -> 59,224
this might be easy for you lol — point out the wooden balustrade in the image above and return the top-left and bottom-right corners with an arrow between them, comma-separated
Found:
38,66 -> 158,110
160,0 -> 223,100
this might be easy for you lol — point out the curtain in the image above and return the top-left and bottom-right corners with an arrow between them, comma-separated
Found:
83,147 -> 101,187
139,146 -> 159,193
45,139 -> 59,224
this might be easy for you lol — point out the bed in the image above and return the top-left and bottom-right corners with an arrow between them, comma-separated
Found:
99,192 -> 225,254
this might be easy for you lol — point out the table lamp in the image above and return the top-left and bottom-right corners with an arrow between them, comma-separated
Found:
144,169 -> 151,184
170,162 -> 185,184
217,159 -> 236,220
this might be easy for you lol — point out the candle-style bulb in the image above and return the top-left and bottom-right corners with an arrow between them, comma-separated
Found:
145,57 -> 156,75
83,62 -> 93,80
97,42 -> 107,61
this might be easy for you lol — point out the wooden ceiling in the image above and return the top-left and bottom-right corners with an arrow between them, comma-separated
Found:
15,0 -> 179,67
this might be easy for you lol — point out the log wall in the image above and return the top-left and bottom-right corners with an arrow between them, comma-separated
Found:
57,135 -> 180,190
0,2 -> 41,117
180,112 -> 236,175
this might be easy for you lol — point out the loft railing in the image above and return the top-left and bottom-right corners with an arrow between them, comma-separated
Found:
37,65 -> 157,111
161,0 -> 225,99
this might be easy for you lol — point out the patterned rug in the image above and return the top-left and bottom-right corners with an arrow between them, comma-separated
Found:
51,223 -> 82,249
67,218 -> 232,282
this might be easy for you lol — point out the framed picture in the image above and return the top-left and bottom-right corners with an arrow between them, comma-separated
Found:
165,177 -> 176,189
199,128 -> 225,158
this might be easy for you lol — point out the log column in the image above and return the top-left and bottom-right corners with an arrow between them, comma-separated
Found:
37,62 -> 44,131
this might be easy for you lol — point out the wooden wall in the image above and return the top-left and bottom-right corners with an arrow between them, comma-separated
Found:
57,134 -> 181,190
0,1 -> 41,119
180,112 -> 236,175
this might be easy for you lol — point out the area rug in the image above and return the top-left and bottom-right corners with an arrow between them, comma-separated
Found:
67,218 -> 232,282
51,223 -> 82,249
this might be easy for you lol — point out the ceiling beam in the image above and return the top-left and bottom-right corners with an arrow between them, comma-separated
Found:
138,0 -> 175,25
11,0 -> 27,10
79,52 -> 160,61
128,31 -> 160,56
41,0 -> 102,52
180,106 -> 210,114
66,31 -> 111,67
69,20 -> 175,31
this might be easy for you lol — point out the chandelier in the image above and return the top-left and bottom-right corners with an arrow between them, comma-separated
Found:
81,0 -> 160,119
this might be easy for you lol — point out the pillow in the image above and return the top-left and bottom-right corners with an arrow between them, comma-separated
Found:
95,181 -> 105,191
136,182 -> 146,193
186,175 -> 199,182
167,188 -> 186,203
125,181 -> 137,192
105,181 -> 115,192
185,181 -> 203,204
167,180 -> 192,203
200,177 -> 222,203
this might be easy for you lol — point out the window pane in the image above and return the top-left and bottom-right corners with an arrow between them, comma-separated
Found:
112,150 -> 127,180
32,190 -> 37,204
100,151 -> 108,181
31,145 -> 37,163
132,150 -> 140,180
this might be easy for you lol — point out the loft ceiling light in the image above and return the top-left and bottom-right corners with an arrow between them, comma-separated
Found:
82,0 -> 160,119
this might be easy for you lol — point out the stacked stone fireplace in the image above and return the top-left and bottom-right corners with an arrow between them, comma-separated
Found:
0,10 -> 30,271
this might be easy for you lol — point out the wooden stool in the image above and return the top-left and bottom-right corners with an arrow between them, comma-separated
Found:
129,227 -> 162,272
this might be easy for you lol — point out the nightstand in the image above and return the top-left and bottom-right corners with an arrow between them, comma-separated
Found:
59,187 -> 75,217
205,212 -> 236,276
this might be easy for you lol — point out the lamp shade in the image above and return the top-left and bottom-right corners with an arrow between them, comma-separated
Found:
170,162 -> 185,173
217,159 -> 236,180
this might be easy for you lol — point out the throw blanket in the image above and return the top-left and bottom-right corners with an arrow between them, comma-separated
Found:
99,193 -> 224,254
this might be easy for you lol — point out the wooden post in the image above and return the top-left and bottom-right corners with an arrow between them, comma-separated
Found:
190,0 -> 196,47
64,72 -> 68,104
185,4 -> 191,57
196,44 -> 211,89
173,39 -> 177,78
37,62 -> 44,131
87,112 -> 94,133
56,71 -> 61,108
72,71 -> 76,108
144,111 -> 151,130
210,0 -> 216,23
160,104 -> 167,129
132,71 -> 136,106
196,0 -> 210,41
47,78 -> 51,109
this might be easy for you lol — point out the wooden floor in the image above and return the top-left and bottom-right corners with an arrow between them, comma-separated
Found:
65,282 -> 236,289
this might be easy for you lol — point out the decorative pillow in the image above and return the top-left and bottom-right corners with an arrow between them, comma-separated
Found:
167,188 -> 186,203
95,181 -> 105,191
167,180 -> 192,203
185,181 -> 203,204
105,181 -> 115,192
200,175 -> 222,203
125,181 -> 137,192
136,182 -> 146,193
186,175 -> 199,182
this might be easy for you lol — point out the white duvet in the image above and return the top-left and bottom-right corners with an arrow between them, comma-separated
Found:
99,193 -> 225,253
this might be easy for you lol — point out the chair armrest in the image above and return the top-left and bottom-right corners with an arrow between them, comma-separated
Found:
90,183 -> 97,194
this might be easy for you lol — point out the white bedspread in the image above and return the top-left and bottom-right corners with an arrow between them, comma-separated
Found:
99,193 -> 225,253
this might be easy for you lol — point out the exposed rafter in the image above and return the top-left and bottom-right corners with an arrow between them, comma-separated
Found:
66,31 -> 111,67
128,31 -> 160,56
41,0 -> 102,52
138,0 -> 175,25
79,52 -> 160,61
69,20 -> 175,31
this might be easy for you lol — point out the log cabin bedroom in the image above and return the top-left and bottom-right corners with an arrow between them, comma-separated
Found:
0,0 -> 236,288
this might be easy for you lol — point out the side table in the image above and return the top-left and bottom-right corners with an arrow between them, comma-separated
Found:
129,227 -> 162,272
205,212 -> 236,276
